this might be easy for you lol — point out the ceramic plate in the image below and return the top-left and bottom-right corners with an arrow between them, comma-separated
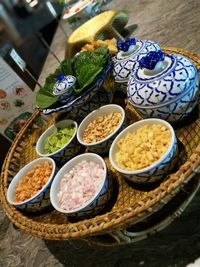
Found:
63,0 -> 95,19
41,64 -> 112,115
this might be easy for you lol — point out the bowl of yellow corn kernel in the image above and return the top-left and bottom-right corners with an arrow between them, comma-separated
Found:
109,118 -> 178,183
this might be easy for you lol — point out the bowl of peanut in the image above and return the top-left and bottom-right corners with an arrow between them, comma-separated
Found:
109,119 -> 178,183
77,104 -> 126,154
6,157 -> 56,212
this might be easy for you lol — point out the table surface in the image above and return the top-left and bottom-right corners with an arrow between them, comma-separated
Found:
1,0 -> 200,266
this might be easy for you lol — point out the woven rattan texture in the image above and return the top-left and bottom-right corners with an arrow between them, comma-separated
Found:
1,48 -> 200,240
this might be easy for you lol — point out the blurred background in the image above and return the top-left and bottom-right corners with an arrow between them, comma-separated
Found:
0,0 -> 64,83
0,0 -> 67,167
0,0 -> 110,168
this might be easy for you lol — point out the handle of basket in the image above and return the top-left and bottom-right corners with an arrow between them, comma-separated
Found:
109,176 -> 200,245
86,175 -> 200,247
193,165 -> 200,174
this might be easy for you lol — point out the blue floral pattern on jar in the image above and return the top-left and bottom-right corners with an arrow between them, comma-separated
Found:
53,74 -> 76,95
127,52 -> 199,122
113,40 -> 161,93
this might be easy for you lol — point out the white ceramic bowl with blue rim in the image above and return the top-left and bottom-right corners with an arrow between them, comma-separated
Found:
36,120 -> 81,165
127,50 -> 199,123
109,118 -> 178,184
77,104 -> 126,154
50,153 -> 113,217
113,38 -> 161,93
6,157 -> 56,212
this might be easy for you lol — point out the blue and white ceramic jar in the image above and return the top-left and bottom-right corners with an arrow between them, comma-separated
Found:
53,74 -> 76,104
127,50 -> 199,123
113,38 -> 161,93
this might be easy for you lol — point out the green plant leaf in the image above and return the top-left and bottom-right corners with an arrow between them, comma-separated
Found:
35,59 -> 74,109
35,47 -> 109,108
73,46 -> 109,93
35,85 -> 57,109
75,64 -> 103,90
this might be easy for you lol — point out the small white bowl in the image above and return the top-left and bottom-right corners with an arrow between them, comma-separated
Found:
6,157 -> 56,212
36,119 -> 81,164
109,118 -> 178,183
50,153 -> 113,217
77,104 -> 126,154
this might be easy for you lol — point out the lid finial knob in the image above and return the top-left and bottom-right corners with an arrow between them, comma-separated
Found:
139,50 -> 165,70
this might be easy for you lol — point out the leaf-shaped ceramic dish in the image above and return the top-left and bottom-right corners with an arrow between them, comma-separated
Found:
41,64 -> 113,115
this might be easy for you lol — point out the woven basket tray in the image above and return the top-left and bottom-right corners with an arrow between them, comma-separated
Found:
1,48 -> 200,242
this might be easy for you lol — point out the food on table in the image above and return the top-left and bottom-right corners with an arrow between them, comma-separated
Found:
12,119 -> 26,133
83,112 -> 122,143
0,89 -> 7,99
14,87 -> 26,97
58,160 -> 104,210
15,161 -> 53,202
0,101 -> 10,111
14,99 -> 25,107
0,118 -> 8,125
36,46 -> 110,109
4,112 -> 37,141
44,125 -> 76,154
81,38 -> 118,54
115,124 -> 171,171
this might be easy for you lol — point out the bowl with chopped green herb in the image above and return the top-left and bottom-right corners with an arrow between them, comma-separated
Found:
36,119 -> 81,164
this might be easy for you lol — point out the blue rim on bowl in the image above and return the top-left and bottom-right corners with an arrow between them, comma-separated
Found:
109,118 -> 177,183
36,119 -> 78,158
50,153 -> 108,215
77,104 -> 126,147
6,157 -> 56,207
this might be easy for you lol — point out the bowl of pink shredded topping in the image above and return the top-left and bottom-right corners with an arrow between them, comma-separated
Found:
50,153 -> 113,217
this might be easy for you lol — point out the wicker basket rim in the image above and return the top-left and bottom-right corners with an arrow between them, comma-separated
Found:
0,47 -> 200,240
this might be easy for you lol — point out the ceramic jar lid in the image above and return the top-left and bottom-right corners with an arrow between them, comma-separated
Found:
113,38 -> 161,83
128,50 -> 198,107
53,74 -> 76,96
52,74 -> 76,104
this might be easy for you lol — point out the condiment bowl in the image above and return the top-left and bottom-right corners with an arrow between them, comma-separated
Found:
36,119 -> 81,164
109,118 -> 178,183
50,153 -> 113,217
6,157 -> 56,212
77,104 -> 126,154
